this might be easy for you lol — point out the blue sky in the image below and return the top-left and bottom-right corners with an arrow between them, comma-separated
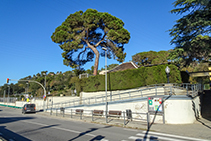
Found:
0,0 -> 181,86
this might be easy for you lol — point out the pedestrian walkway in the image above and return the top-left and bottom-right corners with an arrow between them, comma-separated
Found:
38,111 -> 211,140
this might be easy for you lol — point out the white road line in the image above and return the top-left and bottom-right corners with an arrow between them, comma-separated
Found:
141,131 -> 211,141
136,133 -> 184,141
0,115 -> 109,141
123,128 -> 139,132
128,136 -> 151,141
21,120 -> 102,139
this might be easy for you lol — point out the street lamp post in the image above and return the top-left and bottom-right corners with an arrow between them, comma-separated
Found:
102,47 -> 108,123
43,73 -> 46,90
43,73 -> 47,110
165,66 -> 170,83
3,90 -> 5,104
7,85 -> 10,106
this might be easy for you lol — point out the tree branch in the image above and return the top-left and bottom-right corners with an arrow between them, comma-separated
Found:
82,38 -> 92,48
77,47 -> 87,61
94,33 -> 107,47
86,28 -> 89,40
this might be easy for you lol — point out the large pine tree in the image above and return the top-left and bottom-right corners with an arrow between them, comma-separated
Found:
51,9 -> 130,75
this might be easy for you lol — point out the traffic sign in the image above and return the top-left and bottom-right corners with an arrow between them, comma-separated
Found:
148,96 -> 163,113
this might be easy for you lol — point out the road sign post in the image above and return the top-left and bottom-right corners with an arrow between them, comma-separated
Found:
148,96 -> 165,124
9,79 -> 47,111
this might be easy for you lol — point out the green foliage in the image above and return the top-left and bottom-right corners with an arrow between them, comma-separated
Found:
85,66 -> 94,74
0,70 -> 81,97
51,9 -> 130,75
0,65 -> 186,97
169,0 -> 211,66
80,64 -> 182,93
73,68 -> 85,76
132,51 -> 169,66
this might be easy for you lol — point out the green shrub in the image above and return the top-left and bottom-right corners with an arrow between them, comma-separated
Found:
78,64 -> 182,93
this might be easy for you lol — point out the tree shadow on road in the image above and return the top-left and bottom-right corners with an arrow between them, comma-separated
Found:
17,124 -> 60,135
0,114 -> 37,140
68,125 -> 112,141
0,117 -> 34,124
0,126 -> 31,141
143,95 -> 172,141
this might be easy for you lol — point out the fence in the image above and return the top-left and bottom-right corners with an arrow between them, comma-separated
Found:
0,83 -> 202,111
48,108 -> 150,129
50,83 -> 202,109
0,97 -> 17,104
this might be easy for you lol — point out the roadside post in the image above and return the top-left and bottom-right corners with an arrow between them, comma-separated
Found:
9,79 -> 46,111
148,96 -> 165,126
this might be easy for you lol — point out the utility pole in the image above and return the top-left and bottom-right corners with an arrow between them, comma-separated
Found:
102,47 -> 108,123
3,90 -> 5,104
7,85 -> 10,106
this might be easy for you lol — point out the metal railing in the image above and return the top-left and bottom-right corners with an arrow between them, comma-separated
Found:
0,97 -> 17,103
49,108 -> 150,129
0,83 -> 202,110
49,83 -> 202,109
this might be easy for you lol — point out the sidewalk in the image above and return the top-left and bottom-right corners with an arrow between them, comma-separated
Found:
38,111 -> 211,140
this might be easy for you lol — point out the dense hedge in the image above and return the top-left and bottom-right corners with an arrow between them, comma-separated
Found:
77,64 -> 182,93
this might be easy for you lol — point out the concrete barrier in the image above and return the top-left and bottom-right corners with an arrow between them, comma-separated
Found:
50,95 -> 201,124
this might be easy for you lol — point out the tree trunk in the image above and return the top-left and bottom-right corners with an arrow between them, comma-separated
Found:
93,52 -> 99,75
88,45 -> 99,76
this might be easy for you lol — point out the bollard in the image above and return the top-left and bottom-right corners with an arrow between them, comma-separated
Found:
147,113 -> 150,130
123,111 -> 126,125
92,110 -> 93,121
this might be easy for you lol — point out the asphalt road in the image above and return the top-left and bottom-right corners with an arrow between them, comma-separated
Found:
0,106 -> 144,141
0,106 -> 210,141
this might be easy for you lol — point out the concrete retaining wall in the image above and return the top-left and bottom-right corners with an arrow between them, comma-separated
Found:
47,96 -> 80,104
0,86 -> 200,124
63,95 -> 201,124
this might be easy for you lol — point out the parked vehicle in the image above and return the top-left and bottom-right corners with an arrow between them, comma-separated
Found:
22,104 -> 36,114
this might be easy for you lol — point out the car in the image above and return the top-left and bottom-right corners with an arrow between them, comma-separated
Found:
22,104 -> 36,114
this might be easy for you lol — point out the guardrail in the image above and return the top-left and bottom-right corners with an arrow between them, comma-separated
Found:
49,83 -> 202,109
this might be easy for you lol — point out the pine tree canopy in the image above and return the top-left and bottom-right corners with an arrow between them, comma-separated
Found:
51,9 -> 130,75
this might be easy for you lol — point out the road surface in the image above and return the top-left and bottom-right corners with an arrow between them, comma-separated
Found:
0,106 -> 209,141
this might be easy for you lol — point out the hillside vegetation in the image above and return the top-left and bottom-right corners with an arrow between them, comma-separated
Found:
74,64 -> 181,94
0,64 -> 182,98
